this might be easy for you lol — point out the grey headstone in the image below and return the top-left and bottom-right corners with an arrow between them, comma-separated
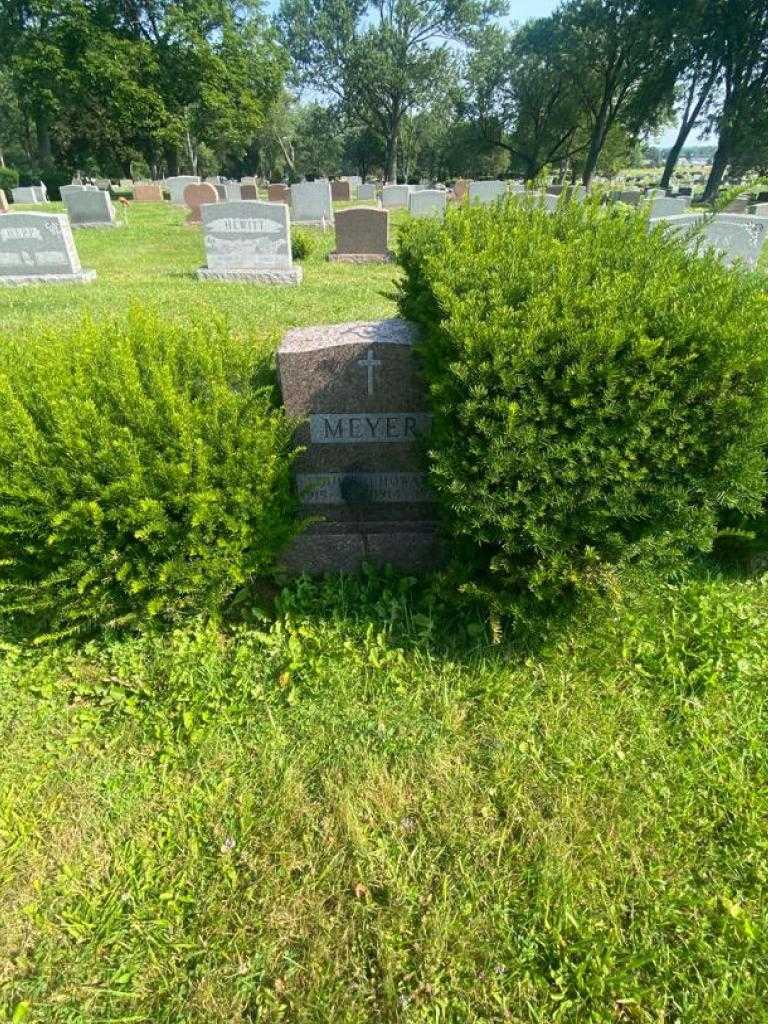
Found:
291,180 -> 333,225
651,213 -> 768,270
278,319 -> 439,573
0,212 -> 96,285
166,175 -> 200,205
358,183 -> 377,201
381,185 -> 412,209
331,180 -> 352,202
408,189 -> 447,218
197,200 -> 301,284
468,180 -> 508,204
330,207 -> 391,262
63,187 -> 117,228
11,187 -> 44,204
223,181 -> 242,201
647,196 -> 691,218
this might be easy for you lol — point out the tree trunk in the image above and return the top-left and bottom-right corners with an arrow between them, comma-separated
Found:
385,133 -> 397,183
581,99 -> 611,189
660,129 -> 689,190
35,113 -> 52,164
702,129 -> 730,203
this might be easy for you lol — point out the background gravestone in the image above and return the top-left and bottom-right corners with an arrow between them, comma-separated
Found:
650,213 -> 768,270
408,189 -> 447,218
648,196 -> 691,218
381,185 -> 411,209
198,199 -> 301,284
223,182 -> 242,201
240,184 -> 259,200
12,187 -> 44,204
468,180 -> 507,204
133,183 -> 164,202
331,180 -> 351,202
166,175 -> 200,204
452,179 -> 469,202
358,183 -> 377,201
278,319 -> 439,573
184,181 -> 219,225
329,207 -> 391,262
63,187 -> 118,228
268,183 -> 290,203
0,212 -> 96,285
291,180 -> 334,225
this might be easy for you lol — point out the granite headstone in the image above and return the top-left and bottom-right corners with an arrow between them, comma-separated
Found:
278,319 -> 439,572
268,183 -> 290,203
650,213 -> 768,269
329,207 -> 391,262
468,180 -> 507,204
133,183 -> 164,202
408,189 -> 447,218
184,181 -> 219,225
331,180 -> 352,202
63,187 -> 117,228
291,180 -> 334,225
198,199 -> 301,284
166,175 -> 200,205
358,182 -> 377,201
0,212 -> 96,286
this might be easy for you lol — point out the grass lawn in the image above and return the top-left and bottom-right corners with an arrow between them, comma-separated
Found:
0,200 -> 767,1023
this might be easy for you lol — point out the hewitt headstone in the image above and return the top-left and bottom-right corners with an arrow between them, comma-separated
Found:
0,212 -> 96,286
329,207 -> 391,263
198,199 -> 301,284
184,181 -> 218,225
468,180 -> 507,204
63,187 -> 118,228
291,180 -> 334,225
278,319 -> 439,572
133,183 -> 164,202
408,189 -> 447,218
166,175 -> 200,205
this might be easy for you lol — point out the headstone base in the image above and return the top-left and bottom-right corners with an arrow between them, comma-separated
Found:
328,252 -> 393,263
197,267 -> 303,285
281,522 -> 440,574
0,270 -> 97,287
71,221 -> 121,229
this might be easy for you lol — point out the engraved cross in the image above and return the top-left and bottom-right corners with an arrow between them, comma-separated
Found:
357,348 -> 382,396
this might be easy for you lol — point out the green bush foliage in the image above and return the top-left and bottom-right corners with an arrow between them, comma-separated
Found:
0,166 -> 19,193
291,229 -> 314,261
397,197 -> 768,600
0,311 -> 300,640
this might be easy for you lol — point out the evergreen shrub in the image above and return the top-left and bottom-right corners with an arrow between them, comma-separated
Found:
0,312 -> 300,639
397,197 -> 768,600
0,167 -> 19,193
291,229 -> 314,261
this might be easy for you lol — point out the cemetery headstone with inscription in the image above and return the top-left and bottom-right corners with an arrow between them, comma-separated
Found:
358,183 -> 377,201
268,183 -> 290,203
468,180 -> 508,204
650,213 -> 768,270
133,183 -> 164,202
331,180 -> 352,202
184,181 -> 219,225
0,212 -> 96,286
63,187 -> 118,228
329,207 -> 391,262
12,187 -> 46,204
166,175 -> 200,205
240,184 -> 259,201
278,319 -> 439,572
381,184 -> 411,209
198,199 -> 301,284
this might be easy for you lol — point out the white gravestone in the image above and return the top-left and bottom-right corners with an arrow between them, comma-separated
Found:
62,187 -> 118,228
223,181 -> 242,201
166,175 -> 200,205
11,187 -> 46,204
358,183 -> 377,201
197,200 -> 302,285
0,212 -> 96,286
408,189 -> 447,218
381,185 -> 412,209
291,181 -> 334,226
468,180 -> 508,204
651,213 -> 768,270
647,196 -> 691,218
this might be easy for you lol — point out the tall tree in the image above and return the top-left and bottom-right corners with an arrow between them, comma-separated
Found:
467,19 -> 585,180
700,0 -> 768,201
277,0 -> 505,182
559,0 -> 677,188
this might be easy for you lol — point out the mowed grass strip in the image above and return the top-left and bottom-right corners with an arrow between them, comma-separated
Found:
1,572 -> 767,1023
0,201 -> 401,342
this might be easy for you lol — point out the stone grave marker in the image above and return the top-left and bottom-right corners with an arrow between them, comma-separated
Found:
268,183 -> 290,203
613,190 -> 642,206
240,183 -> 259,200
468,180 -> 508,204
291,180 -> 334,225
63,187 -> 118,228
166,175 -> 200,205
197,199 -> 301,284
214,185 -> 227,202
329,207 -> 391,263
0,190 -> 7,214
647,196 -> 691,218
381,184 -> 411,209
223,181 -> 242,201
650,213 -> 768,270
452,179 -> 469,202
12,187 -> 44,204
331,180 -> 352,202
184,181 -> 219,225
753,203 -> 768,217
408,189 -> 447,218
133,183 -> 164,202
358,182 -> 377,201
0,212 -> 96,286
278,319 -> 439,572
